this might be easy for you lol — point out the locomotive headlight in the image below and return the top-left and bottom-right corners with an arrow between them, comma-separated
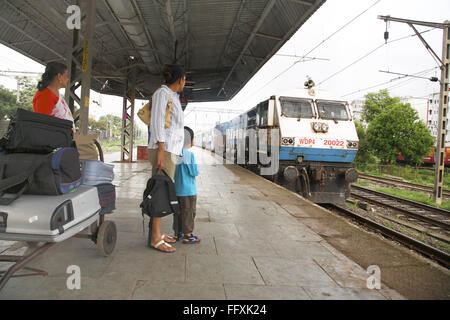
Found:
347,140 -> 359,149
282,137 -> 294,145
321,123 -> 329,133
313,122 -> 321,132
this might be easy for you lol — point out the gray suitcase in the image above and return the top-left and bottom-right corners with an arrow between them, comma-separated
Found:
80,159 -> 114,186
0,185 -> 101,243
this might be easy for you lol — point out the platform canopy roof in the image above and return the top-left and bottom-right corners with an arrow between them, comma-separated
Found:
0,0 -> 325,102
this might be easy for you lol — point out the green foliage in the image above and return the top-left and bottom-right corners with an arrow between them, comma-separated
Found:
0,79 -> 36,120
362,89 -> 401,123
89,115 -> 122,140
353,120 -> 376,164
88,114 -> 145,142
366,103 -> 434,165
355,163 -> 450,189
371,186 -> 450,211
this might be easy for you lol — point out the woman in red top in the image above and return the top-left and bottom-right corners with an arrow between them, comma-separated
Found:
33,62 -> 74,126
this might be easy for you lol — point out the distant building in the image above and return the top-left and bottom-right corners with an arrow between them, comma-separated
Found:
425,93 -> 440,138
350,99 -> 364,122
399,96 -> 429,125
401,93 -> 450,145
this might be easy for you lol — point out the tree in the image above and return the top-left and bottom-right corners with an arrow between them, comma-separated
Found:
0,85 -> 19,120
362,89 -> 401,123
0,78 -> 36,120
366,103 -> 434,165
353,120 -> 375,164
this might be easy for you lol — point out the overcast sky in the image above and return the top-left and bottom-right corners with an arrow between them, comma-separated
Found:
0,0 -> 448,133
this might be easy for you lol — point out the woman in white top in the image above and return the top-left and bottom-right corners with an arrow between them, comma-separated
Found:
147,64 -> 186,253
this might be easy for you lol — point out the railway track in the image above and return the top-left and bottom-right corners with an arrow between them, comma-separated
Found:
357,173 -> 450,197
327,204 -> 450,269
350,185 -> 450,232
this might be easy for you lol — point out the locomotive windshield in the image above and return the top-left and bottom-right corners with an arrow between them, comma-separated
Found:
280,97 -> 314,118
316,101 -> 349,120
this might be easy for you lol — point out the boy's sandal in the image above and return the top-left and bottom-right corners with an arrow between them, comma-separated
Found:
161,234 -> 176,243
174,233 -> 184,241
151,240 -> 175,253
183,235 -> 201,244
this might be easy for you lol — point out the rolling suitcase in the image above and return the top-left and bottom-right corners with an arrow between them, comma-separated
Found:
0,185 -> 101,243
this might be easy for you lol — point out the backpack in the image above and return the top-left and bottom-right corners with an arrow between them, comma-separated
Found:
140,169 -> 180,218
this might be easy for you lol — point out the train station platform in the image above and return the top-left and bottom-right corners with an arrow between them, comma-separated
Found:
1,147 -> 441,300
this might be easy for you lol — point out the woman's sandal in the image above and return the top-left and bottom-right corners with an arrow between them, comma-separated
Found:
182,235 -> 201,244
151,240 -> 175,253
161,234 -> 176,243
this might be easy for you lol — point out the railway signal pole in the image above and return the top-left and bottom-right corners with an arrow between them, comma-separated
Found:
378,16 -> 449,204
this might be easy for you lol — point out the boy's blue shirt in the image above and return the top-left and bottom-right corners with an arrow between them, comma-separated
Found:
174,148 -> 199,196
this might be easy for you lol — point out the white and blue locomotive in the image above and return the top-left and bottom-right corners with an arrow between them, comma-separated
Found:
195,80 -> 359,203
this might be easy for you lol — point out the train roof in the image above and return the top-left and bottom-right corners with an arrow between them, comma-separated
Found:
275,87 -> 348,103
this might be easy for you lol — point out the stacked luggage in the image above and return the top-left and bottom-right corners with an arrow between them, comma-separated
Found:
0,108 -> 113,242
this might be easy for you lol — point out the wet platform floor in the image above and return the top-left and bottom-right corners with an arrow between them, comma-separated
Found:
0,147 -> 405,300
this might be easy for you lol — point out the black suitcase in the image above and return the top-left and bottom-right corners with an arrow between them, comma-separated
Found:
0,147 -> 82,205
0,108 -> 73,153
96,183 -> 116,214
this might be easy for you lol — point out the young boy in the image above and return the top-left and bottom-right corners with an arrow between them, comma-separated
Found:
173,126 -> 200,243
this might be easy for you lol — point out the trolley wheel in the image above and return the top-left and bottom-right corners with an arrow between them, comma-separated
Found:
97,220 -> 117,257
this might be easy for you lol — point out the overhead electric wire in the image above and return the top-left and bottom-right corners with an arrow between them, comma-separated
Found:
239,0 -> 382,102
316,27 -> 437,87
342,67 -> 438,97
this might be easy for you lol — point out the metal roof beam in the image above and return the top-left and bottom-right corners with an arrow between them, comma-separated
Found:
102,0 -> 157,73
243,54 -> 265,61
288,0 -> 313,6
0,16 -> 65,60
255,32 -> 282,41
183,0 -> 189,69
130,0 -> 163,66
218,0 -> 278,97
217,0 -> 247,70
4,0 -> 67,47
165,0 -> 177,42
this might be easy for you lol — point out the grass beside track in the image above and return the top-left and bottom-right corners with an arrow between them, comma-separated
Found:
353,182 -> 450,211
355,164 -> 450,189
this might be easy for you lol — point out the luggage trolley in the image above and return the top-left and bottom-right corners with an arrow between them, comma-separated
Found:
0,141 -> 117,291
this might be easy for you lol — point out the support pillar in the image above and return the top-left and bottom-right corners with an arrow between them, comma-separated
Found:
65,0 -> 96,134
121,62 -> 136,162
434,21 -> 449,204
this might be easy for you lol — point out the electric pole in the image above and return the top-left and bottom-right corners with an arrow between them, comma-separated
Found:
378,16 -> 449,204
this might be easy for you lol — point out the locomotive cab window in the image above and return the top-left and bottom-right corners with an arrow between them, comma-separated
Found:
280,97 -> 314,118
316,100 -> 349,120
